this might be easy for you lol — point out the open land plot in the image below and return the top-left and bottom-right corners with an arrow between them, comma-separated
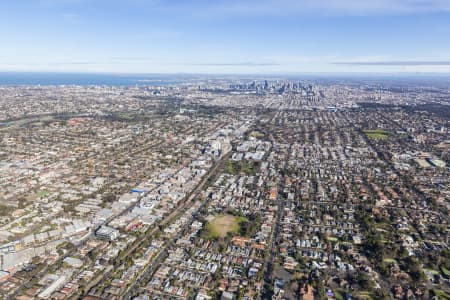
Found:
363,129 -> 391,139
206,214 -> 247,238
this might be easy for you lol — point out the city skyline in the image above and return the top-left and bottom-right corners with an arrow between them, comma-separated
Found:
1,0 -> 450,74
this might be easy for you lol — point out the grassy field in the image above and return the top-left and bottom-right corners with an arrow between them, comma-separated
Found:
441,266 -> 450,277
383,258 -> 397,264
363,129 -> 391,139
432,289 -> 450,299
224,160 -> 257,175
249,130 -> 265,139
206,214 -> 247,238
424,268 -> 440,275
353,291 -> 375,300
35,191 -> 50,198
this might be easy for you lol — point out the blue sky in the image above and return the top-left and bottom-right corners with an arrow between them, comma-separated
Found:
1,0 -> 450,73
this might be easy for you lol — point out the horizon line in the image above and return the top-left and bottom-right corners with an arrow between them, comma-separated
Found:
1,70 -> 450,77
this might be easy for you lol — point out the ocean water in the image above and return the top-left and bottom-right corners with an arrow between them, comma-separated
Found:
1,72 -> 450,87
0,72 -> 185,86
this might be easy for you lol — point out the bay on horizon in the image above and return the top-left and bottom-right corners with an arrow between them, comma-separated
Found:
0,72 -> 184,86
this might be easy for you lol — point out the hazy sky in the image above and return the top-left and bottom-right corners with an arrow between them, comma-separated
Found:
1,0 -> 450,74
